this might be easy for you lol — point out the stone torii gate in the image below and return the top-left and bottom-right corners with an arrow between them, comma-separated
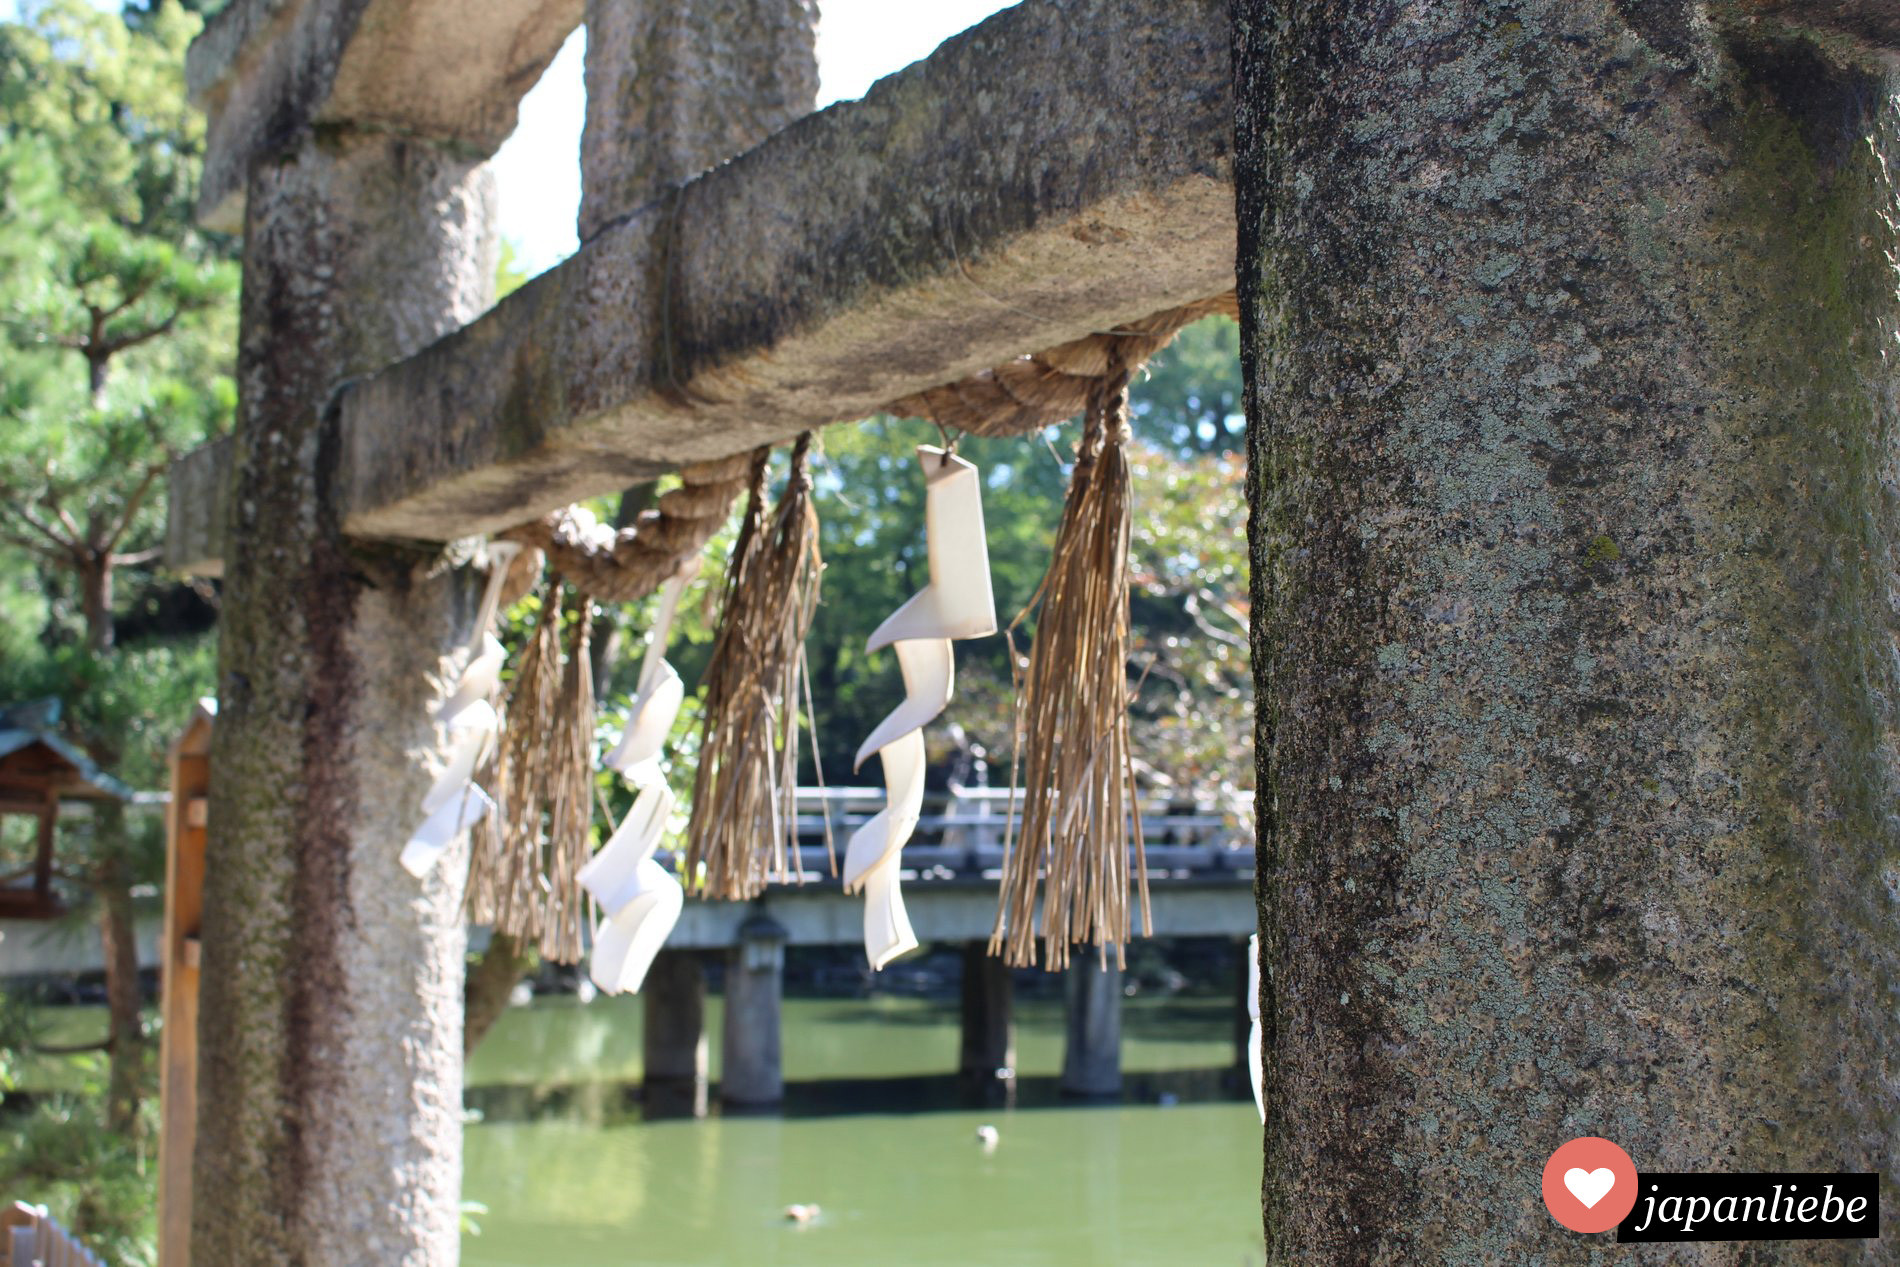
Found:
166,0 -> 1900,1263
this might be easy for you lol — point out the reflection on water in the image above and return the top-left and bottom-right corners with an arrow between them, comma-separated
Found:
463,994 -> 1264,1266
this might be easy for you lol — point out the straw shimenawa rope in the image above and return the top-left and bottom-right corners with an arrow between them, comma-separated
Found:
475,591 -> 608,963
471,292 -> 1232,965
989,368 -> 1149,970
887,293 -> 1237,440
479,582 -> 564,946
499,452 -> 755,602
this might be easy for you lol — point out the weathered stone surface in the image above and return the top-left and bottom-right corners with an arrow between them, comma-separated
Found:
1237,0 -> 1900,1259
1733,0 -> 1900,63
165,432 -> 232,577
319,0 -> 1231,545
187,0 -> 579,230
580,0 -> 818,241
193,132 -> 496,1265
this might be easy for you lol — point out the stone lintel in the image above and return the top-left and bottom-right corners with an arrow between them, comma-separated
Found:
169,0 -> 1234,568
187,0 -> 581,230
1730,0 -> 1900,62
165,432 -> 232,577
333,0 -> 1234,544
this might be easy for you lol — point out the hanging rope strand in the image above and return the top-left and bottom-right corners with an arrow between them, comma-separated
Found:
686,436 -> 824,901
990,368 -> 1147,970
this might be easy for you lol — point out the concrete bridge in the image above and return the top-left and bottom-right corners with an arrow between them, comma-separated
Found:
653,786 -> 1255,1112
664,785 -> 1253,947
3,785 -> 1254,1109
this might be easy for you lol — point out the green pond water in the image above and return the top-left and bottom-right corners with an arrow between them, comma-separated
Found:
463,993 -> 1265,1267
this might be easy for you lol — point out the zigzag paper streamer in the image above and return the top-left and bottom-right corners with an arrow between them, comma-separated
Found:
577,561 -> 696,994
402,540 -> 521,878
842,447 -> 996,969
1247,932 -> 1264,1123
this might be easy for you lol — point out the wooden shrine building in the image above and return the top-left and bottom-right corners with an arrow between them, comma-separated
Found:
0,700 -> 132,920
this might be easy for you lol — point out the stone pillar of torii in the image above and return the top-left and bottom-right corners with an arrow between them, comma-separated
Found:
170,0 -> 1900,1262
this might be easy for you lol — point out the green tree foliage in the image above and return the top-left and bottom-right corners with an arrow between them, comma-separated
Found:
0,1 -> 237,654
0,8 -> 235,1258
0,0 -> 236,765
0,987 -> 160,1265
494,235 -> 531,302
1130,316 -> 1244,454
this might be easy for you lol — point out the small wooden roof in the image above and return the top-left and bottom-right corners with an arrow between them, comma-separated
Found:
0,709 -> 134,803
0,699 -> 134,920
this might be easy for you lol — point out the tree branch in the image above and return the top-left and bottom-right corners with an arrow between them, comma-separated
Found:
101,463 -> 162,554
0,529 -> 63,562
1184,590 -> 1249,649
97,277 -> 157,322
0,500 -> 79,555
40,486 -> 84,544
95,309 -> 181,360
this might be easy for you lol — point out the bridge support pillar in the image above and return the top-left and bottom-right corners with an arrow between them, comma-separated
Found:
959,942 -> 1015,1092
720,915 -> 787,1108
642,950 -> 708,1118
1060,955 -> 1122,1097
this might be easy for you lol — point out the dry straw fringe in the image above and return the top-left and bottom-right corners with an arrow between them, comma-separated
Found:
475,583 -> 597,963
990,370 -> 1151,970
484,586 -> 562,945
686,435 -> 827,899
464,740 -> 506,924
540,598 -> 595,963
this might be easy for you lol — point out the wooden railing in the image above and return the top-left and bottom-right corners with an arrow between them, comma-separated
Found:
158,700 -> 214,1267
0,1202 -> 108,1266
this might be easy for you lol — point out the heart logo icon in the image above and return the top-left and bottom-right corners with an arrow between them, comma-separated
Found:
1543,1137 -> 1636,1232
1564,1167 -> 1616,1209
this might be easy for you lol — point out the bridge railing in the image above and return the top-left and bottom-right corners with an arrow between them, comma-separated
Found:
776,786 -> 1254,882
1,1201 -> 107,1266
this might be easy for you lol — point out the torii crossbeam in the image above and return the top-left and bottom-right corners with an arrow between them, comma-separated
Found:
166,0 -> 1233,574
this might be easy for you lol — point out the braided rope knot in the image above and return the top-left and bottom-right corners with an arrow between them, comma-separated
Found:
888,292 -> 1236,439
499,451 -> 755,606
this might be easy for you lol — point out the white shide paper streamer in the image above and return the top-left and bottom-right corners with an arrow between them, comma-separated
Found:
401,540 -> 521,878
578,562 -> 696,995
842,447 -> 996,969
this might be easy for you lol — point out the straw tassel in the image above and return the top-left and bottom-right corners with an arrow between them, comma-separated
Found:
990,368 -> 1150,970
476,581 -> 597,963
464,739 -> 506,923
541,598 -> 596,963
686,436 -> 826,899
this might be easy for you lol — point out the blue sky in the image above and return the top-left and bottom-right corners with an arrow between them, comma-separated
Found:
1,0 -> 1014,275
495,2 -> 1013,273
